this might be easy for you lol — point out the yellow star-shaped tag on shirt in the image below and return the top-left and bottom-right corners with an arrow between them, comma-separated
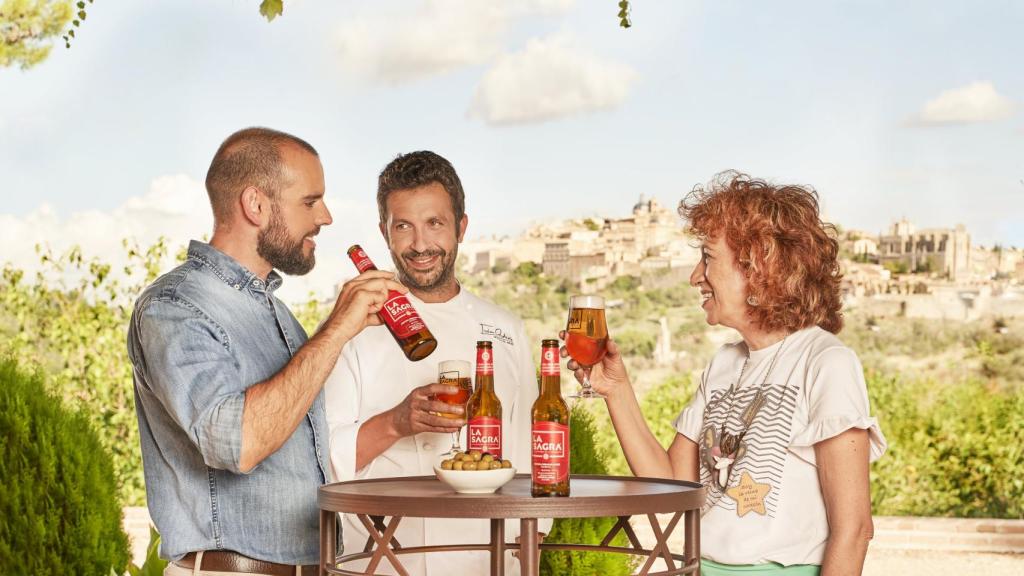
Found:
725,471 -> 772,517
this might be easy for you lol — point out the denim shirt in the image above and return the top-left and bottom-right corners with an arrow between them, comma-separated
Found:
127,241 -> 330,565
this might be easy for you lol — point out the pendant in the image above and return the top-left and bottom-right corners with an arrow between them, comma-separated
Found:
725,471 -> 772,517
702,427 -> 746,490
711,454 -> 734,488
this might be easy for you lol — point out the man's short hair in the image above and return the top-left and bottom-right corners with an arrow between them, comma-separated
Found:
377,151 -> 465,229
205,127 -> 318,224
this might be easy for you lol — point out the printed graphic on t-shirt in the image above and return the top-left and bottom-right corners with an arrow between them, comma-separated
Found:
699,382 -> 799,517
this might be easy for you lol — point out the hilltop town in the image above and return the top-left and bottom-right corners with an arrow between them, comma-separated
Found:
461,197 -> 1024,322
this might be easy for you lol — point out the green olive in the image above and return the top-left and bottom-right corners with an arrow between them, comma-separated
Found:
489,460 -> 502,470
462,461 -> 478,471
440,459 -> 453,470
481,454 -> 494,463
501,460 -> 512,469
452,460 -> 464,470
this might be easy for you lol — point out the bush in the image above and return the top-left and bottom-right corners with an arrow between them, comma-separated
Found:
0,241 -> 179,505
0,357 -> 130,575
868,371 -> 1024,518
591,374 -> 695,477
614,330 -> 656,357
540,406 -> 636,576
641,375 -> 695,448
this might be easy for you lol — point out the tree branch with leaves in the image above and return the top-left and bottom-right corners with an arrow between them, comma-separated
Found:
0,0 -> 71,69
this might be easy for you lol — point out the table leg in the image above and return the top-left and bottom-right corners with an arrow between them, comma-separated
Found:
320,510 -> 335,576
490,519 -> 505,576
518,518 -> 539,576
600,515 -> 643,550
685,508 -> 701,576
357,514 -> 409,576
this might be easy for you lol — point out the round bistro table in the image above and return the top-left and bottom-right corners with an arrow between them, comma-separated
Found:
318,474 -> 704,576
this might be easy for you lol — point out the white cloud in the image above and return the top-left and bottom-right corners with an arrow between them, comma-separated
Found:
468,35 -> 638,125
334,0 -> 574,85
0,175 -> 390,305
910,81 -> 1017,126
0,175 -> 209,267
0,175 -> 212,291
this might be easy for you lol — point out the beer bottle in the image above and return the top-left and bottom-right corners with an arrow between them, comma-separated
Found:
467,341 -> 502,458
346,245 -> 437,361
531,339 -> 570,497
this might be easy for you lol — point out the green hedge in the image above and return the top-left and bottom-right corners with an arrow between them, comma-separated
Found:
592,375 -> 695,477
868,371 -> 1024,518
0,357 -> 130,575
540,406 -> 636,575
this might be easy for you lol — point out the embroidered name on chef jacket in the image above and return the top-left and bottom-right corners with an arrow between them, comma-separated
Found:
479,323 -> 514,346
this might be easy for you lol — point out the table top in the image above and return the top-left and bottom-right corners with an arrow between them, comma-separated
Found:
318,474 -> 704,519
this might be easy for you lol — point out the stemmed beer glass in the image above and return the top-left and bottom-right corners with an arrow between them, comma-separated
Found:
565,295 -> 609,399
436,360 -> 473,454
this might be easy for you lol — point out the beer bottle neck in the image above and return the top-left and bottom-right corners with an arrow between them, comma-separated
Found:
539,375 -> 561,398
475,373 -> 495,393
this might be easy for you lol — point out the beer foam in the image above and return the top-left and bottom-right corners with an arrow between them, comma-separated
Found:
569,294 -> 604,309
439,360 -> 471,377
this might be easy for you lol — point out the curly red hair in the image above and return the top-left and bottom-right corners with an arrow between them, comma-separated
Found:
679,171 -> 844,334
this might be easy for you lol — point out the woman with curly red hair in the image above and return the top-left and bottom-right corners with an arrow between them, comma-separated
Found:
563,172 -> 886,576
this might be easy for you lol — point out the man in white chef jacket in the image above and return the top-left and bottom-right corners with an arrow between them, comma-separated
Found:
324,150 -> 547,575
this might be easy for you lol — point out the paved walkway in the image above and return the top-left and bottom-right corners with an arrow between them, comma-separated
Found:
627,513 -> 1024,575
123,507 -> 1024,574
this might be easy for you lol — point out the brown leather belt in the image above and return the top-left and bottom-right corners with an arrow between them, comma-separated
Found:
176,551 -> 317,576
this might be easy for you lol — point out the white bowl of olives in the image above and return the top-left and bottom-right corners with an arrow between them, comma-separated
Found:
434,450 -> 516,494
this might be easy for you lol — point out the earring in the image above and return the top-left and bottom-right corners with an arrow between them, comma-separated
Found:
746,296 -> 759,306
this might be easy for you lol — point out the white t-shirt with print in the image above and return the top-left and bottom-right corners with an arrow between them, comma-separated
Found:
324,287 -> 544,576
672,325 -> 887,566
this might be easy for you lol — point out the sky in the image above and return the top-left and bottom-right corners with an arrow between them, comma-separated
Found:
1,0 -> 1022,303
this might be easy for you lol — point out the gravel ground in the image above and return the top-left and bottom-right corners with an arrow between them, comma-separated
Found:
125,508 -> 1024,574
628,514 -> 1024,575
864,548 -> 1024,576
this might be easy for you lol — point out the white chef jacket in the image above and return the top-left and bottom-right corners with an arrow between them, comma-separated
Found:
325,286 -> 546,575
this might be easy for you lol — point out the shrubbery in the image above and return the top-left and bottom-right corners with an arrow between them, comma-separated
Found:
868,371 -> 1024,518
590,375 -> 695,477
540,407 -> 636,576
0,357 -> 130,575
1,240 -> 1022,525
0,242 -> 174,505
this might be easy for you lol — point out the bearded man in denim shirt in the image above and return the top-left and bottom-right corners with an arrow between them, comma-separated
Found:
128,127 -> 406,576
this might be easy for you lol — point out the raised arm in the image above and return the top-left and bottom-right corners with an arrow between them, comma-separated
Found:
239,270 -> 404,472
563,335 -> 698,481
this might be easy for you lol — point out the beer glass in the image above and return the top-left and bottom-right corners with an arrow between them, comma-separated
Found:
565,295 -> 609,399
437,360 -> 473,454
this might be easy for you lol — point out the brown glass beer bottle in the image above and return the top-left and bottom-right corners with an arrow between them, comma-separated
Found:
467,341 -> 502,458
346,245 -> 437,361
531,339 -> 570,497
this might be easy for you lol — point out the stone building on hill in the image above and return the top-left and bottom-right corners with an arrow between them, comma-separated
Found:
877,218 -> 970,280
461,196 -> 700,291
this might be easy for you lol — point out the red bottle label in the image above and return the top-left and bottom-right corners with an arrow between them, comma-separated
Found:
540,347 -> 560,376
532,421 -> 569,485
468,416 -> 502,457
349,247 -> 376,273
380,292 -> 426,338
476,346 -> 494,375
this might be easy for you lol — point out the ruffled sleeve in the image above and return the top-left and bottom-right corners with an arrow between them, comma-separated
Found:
789,346 -> 887,465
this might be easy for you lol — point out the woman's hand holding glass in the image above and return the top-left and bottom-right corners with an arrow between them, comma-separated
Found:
558,332 -> 632,400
